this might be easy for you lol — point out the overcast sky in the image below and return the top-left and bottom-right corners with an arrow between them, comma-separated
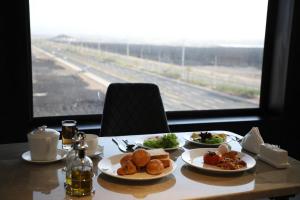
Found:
29,0 -> 268,46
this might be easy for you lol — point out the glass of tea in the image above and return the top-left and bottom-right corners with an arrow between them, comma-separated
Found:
61,120 -> 77,150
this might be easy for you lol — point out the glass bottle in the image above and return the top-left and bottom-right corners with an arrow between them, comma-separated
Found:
65,132 -> 85,195
69,143 -> 93,196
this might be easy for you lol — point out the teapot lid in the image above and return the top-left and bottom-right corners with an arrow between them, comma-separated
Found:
29,125 -> 60,138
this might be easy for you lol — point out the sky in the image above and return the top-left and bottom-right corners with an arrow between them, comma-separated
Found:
29,0 -> 268,46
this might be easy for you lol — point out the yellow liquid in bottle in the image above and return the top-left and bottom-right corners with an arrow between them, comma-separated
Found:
65,175 -> 72,195
70,170 -> 93,196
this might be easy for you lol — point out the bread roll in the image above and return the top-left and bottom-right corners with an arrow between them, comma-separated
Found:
117,160 -> 137,175
132,149 -> 151,167
120,154 -> 133,167
146,159 -> 164,175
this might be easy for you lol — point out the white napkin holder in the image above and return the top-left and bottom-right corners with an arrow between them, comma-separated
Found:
241,127 -> 264,154
258,143 -> 289,168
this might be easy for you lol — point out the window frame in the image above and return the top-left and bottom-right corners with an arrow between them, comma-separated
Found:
25,0 -> 294,133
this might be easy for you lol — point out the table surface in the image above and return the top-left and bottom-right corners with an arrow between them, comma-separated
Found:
1,131 -> 300,200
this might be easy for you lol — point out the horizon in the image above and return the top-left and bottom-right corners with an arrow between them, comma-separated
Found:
29,0 -> 268,48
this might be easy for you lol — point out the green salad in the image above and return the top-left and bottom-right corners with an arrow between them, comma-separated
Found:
143,133 -> 179,148
191,131 -> 226,144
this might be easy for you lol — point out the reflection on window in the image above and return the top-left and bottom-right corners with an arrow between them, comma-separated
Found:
30,0 -> 268,117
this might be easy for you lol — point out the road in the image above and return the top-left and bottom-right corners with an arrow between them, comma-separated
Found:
32,45 -> 257,117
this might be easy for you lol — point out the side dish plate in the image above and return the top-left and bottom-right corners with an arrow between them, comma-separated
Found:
181,148 -> 256,173
98,153 -> 176,180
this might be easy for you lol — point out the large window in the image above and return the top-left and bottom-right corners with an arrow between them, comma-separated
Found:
29,0 -> 268,117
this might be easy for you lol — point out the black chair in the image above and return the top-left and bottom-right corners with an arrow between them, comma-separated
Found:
100,83 -> 170,136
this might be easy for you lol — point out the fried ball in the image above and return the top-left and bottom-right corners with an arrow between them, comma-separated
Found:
132,149 -> 150,167
123,160 -> 137,174
117,160 -> 137,175
117,167 -> 126,175
146,159 -> 164,175
120,153 -> 133,167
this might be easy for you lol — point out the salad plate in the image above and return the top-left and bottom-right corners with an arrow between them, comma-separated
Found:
183,131 -> 232,146
98,153 -> 176,180
135,134 -> 185,150
181,148 -> 256,173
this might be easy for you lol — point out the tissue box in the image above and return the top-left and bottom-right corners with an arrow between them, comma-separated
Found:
258,143 -> 289,168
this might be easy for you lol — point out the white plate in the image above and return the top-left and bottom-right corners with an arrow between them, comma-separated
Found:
181,148 -> 256,173
135,135 -> 185,150
183,131 -> 232,146
21,149 -> 67,163
87,145 -> 103,158
98,153 -> 176,180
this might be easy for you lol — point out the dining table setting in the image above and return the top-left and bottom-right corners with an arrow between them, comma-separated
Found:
1,128 -> 300,200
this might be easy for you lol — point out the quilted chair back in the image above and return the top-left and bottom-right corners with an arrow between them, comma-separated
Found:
100,83 -> 170,136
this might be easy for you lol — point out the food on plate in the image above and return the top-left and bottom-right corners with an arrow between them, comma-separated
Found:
217,157 -> 247,170
148,148 -> 170,159
117,160 -> 137,175
222,150 -> 238,160
203,149 -> 247,170
146,159 -> 164,175
143,133 -> 179,148
120,153 -> 133,166
132,149 -> 151,167
217,144 -> 230,155
191,131 -> 227,144
148,149 -> 171,168
203,151 -> 222,165
117,148 -> 171,176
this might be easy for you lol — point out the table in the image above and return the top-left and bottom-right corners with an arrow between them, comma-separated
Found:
1,132 -> 300,200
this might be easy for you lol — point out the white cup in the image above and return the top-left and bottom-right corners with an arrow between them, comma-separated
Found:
85,134 -> 99,155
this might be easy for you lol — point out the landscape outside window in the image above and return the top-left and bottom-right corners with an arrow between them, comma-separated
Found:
30,0 -> 268,117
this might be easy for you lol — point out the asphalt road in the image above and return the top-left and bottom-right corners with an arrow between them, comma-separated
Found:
32,46 -> 257,117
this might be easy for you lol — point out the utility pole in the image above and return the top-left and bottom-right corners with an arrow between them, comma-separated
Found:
181,45 -> 185,67
126,43 -> 130,56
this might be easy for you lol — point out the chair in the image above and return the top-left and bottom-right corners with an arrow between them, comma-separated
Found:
100,83 -> 170,136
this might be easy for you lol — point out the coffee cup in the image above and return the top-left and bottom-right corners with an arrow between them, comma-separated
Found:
84,134 -> 99,156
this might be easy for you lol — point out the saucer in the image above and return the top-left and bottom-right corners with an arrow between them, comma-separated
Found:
87,145 -> 103,158
21,149 -> 67,163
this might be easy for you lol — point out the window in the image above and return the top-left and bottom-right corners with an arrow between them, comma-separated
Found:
29,0 -> 268,117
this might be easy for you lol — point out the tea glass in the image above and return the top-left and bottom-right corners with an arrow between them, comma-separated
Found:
61,120 -> 77,150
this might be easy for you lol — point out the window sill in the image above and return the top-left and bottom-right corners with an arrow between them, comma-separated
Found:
48,115 -> 262,135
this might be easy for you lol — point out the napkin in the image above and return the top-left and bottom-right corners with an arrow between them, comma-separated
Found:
241,127 -> 264,154
258,143 -> 289,168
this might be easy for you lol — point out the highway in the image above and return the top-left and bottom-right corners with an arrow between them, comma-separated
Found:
32,45 -> 258,117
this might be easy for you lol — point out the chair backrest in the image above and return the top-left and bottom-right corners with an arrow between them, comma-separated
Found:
100,83 -> 170,136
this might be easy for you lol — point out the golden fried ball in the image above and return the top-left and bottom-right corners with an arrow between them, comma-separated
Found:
132,149 -> 150,167
146,159 -> 164,175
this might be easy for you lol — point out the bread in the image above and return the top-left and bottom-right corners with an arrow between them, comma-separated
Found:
118,149 -> 171,176
132,149 -> 151,167
146,159 -> 164,175
159,158 -> 171,168
147,149 -> 169,159
117,160 -> 137,175
120,154 -> 133,167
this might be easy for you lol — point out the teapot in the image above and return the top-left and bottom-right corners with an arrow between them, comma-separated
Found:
27,125 -> 60,161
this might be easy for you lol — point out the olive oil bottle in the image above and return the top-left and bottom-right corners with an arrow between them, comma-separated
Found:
67,140 -> 93,196
65,132 -> 85,195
